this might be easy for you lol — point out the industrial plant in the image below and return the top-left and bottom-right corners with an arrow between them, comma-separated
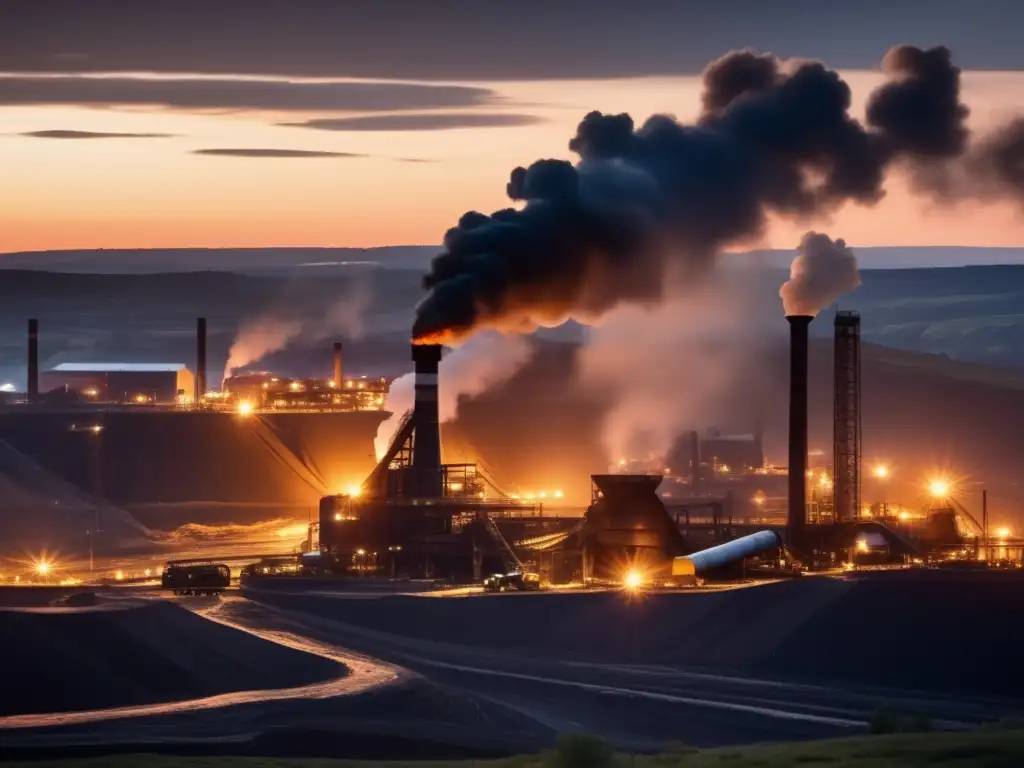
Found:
2,302 -> 1021,589
12,318 -> 390,414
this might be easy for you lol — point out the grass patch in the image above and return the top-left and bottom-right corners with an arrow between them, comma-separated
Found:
8,729 -> 1024,768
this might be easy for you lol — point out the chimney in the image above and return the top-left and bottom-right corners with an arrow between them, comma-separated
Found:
27,318 -> 39,403
787,315 -> 813,549
195,317 -> 207,403
689,430 -> 700,494
411,343 -> 443,497
333,342 -> 343,385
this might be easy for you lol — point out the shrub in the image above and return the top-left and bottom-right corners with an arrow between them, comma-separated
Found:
870,706 -> 933,734
545,732 -> 616,768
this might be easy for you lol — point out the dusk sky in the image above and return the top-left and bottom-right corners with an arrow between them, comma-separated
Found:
4,0 -> 1024,253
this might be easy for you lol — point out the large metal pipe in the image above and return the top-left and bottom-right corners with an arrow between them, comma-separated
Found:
673,530 -> 782,575
787,315 -> 813,549
27,318 -> 38,403
411,343 -> 443,497
195,317 -> 207,402
333,342 -> 343,385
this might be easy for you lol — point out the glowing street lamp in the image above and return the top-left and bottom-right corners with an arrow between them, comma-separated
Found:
928,478 -> 951,500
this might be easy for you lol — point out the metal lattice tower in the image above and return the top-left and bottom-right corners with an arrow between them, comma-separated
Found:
833,311 -> 862,522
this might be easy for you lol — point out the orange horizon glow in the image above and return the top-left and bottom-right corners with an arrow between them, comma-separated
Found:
4,70 -> 1024,253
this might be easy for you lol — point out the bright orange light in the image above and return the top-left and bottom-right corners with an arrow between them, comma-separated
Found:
36,561 -> 50,575
928,478 -> 951,498
277,523 -> 307,538
553,490 -> 564,499
115,570 -> 124,581
855,538 -> 869,553
346,484 -> 361,497
623,569 -> 644,590
997,527 -> 1011,539
873,465 -> 889,479
236,400 -> 254,417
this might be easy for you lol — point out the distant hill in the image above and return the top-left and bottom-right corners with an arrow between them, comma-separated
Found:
3,244 -> 1024,275
0,246 -> 437,274
0,252 -> 1023,384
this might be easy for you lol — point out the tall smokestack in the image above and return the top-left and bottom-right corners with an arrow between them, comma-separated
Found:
411,343 -> 443,497
333,342 -> 343,385
787,315 -> 812,549
27,318 -> 38,403
689,430 -> 700,494
195,317 -> 207,403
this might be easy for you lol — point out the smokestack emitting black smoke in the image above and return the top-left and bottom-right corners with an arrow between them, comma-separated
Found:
413,44 -> 1024,344
411,343 -> 443,497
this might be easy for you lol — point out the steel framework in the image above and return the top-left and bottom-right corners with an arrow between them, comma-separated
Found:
833,311 -> 862,522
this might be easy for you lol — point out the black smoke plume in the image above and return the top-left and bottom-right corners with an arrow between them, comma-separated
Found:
413,45 -> 980,344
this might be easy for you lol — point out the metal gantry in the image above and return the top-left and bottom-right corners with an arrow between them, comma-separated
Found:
834,311 -> 862,522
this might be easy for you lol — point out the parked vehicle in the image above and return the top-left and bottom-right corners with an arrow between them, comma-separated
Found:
483,571 -> 542,592
161,563 -> 231,596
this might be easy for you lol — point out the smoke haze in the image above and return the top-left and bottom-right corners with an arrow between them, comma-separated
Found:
413,44 -> 1024,346
224,275 -> 372,380
374,333 -> 535,460
780,232 -> 861,317
578,269 -> 773,464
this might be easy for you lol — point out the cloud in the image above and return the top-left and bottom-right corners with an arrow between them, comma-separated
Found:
20,129 -> 174,139
192,148 -> 366,158
282,113 -> 545,132
4,1 -> 1024,80
0,76 -> 497,112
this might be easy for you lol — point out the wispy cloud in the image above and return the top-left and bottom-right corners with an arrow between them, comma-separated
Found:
282,113 -> 545,132
0,76 -> 498,112
192,148 -> 367,159
20,129 -> 175,139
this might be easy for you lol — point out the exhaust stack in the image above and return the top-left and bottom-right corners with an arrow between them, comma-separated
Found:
411,343 -> 443,497
787,315 -> 812,549
333,342 -> 343,385
27,318 -> 38,403
195,317 -> 207,403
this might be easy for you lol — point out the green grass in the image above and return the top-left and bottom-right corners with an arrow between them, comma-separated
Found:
9,728 -> 1024,768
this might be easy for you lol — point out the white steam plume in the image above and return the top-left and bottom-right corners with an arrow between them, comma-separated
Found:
374,332 -> 535,460
577,269 -> 772,466
779,232 -> 861,317
224,275 -> 372,380
224,316 -> 304,380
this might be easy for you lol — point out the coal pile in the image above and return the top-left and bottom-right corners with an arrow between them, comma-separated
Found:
0,601 -> 340,716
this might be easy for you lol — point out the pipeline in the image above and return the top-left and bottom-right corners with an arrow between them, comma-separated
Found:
673,530 -> 782,576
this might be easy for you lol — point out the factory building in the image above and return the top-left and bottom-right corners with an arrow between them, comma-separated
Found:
41,363 -> 194,404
